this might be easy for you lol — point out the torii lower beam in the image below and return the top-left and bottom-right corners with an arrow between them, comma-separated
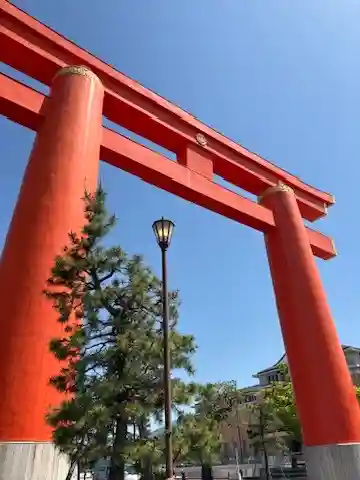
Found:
0,72 -> 335,260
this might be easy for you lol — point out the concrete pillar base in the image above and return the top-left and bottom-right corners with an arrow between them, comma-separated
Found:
0,442 -> 74,480
305,443 -> 360,480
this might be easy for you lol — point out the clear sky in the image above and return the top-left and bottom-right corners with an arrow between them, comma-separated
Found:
1,0 -> 360,388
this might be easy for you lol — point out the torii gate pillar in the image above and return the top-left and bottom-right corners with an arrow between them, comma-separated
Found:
0,66 -> 104,480
262,184 -> 360,480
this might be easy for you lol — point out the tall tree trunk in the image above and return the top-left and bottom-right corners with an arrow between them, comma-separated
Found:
109,418 -> 127,480
66,459 -> 77,480
201,463 -> 213,480
139,417 -> 153,480
262,447 -> 270,480
259,411 -> 270,480
290,439 -> 301,468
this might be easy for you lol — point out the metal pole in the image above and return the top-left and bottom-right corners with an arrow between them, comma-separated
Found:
161,246 -> 173,479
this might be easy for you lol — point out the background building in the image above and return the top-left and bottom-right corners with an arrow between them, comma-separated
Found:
220,345 -> 360,462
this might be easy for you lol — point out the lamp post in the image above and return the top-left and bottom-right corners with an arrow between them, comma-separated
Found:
152,217 -> 175,480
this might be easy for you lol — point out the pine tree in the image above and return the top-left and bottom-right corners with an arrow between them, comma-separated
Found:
169,382 -> 241,467
263,363 -> 302,467
194,382 -> 241,423
247,392 -> 285,480
172,412 -> 221,466
44,187 -> 197,480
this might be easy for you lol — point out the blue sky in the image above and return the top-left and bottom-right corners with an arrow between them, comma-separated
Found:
1,0 -> 360,388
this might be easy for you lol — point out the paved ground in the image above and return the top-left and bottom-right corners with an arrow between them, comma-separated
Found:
174,464 -> 307,479
174,464 -> 260,479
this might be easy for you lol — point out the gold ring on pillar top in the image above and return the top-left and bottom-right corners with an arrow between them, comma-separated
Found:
54,65 -> 101,83
258,182 -> 294,203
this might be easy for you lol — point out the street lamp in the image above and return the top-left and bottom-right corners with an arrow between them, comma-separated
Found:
152,217 -> 175,480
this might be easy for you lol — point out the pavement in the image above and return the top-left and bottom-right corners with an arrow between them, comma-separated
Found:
174,464 -> 259,479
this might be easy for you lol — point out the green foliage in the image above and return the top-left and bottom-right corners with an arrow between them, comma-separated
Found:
246,393 -> 284,455
44,187 -> 197,479
242,364 -> 302,475
264,385 -> 301,447
173,412 -> 221,465
136,382 -> 243,468
355,386 -> 360,402
263,364 -> 302,449
195,381 -> 241,422
246,393 -> 286,480
171,382 -> 242,465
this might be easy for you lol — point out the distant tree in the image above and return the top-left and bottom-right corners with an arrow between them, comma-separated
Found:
356,386 -> 360,402
172,412 -> 221,466
44,187 -> 197,480
246,393 -> 284,480
264,364 -> 301,467
171,382 -> 242,467
194,382 -> 241,423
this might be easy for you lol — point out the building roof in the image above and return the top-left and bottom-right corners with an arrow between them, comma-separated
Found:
343,345 -> 360,352
253,345 -> 360,378
253,353 -> 286,377
239,384 -> 263,393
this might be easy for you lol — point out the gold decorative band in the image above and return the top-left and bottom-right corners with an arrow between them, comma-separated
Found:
195,133 -> 208,147
54,65 -> 100,83
258,182 -> 294,203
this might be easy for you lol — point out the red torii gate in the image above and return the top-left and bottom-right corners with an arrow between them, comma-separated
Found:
0,3 -> 359,479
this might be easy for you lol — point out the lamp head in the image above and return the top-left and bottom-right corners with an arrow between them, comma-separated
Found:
152,217 -> 175,250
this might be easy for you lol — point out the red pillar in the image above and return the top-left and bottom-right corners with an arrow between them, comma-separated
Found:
0,66 -> 104,442
261,183 -> 360,448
